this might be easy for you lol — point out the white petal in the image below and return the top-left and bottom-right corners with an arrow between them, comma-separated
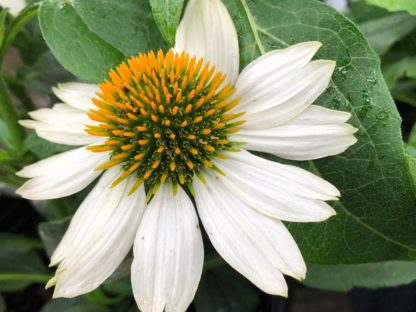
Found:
131,184 -> 204,312
233,105 -> 358,160
52,82 -> 99,111
52,170 -> 146,298
0,0 -> 25,16
16,146 -> 108,200
236,41 -> 321,98
234,42 -> 335,129
215,150 -> 337,222
194,172 -> 306,297
19,103 -> 99,146
174,0 -> 239,85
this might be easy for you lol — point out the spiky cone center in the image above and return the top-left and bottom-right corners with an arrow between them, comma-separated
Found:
86,50 -> 244,195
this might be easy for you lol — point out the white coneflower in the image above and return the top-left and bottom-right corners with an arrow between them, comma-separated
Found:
16,0 -> 357,311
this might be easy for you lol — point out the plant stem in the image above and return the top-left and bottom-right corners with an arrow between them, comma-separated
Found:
0,4 -> 39,66
0,273 -> 51,282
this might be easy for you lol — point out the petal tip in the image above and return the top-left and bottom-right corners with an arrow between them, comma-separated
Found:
15,168 -> 28,178
18,119 -> 35,129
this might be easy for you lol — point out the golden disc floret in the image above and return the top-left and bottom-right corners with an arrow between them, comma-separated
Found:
86,50 -> 244,195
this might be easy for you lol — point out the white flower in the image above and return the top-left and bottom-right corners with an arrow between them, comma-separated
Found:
16,0 -> 357,311
0,0 -> 25,16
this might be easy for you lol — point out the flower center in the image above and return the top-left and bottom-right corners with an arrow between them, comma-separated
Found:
86,50 -> 244,195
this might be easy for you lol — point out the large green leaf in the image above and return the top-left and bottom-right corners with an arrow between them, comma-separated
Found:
367,0 -> 416,16
150,0 -> 184,46
304,261 -> 416,291
224,0 -> 416,264
38,0 -> 166,83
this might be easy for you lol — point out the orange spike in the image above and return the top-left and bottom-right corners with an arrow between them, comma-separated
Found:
134,152 -> 146,160
87,145 -> 113,152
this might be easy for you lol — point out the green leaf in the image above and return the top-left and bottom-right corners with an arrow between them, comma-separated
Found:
23,132 -> 72,159
71,0 -> 166,56
41,297 -> 110,312
224,0 -> 416,263
358,12 -> 416,55
149,0 -> 184,46
38,217 -> 70,257
194,265 -> 259,312
391,80 -> 416,107
0,233 -> 43,250
19,51 -> 75,94
367,0 -> 416,16
0,245 -> 50,291
383,56 -> 416,88
304,261 -> 416,291
0,118 -> 12,149
347,0 -> 389,23
38,0 -> 166,83
102,275 -> 133,296
0,8 -> 9,47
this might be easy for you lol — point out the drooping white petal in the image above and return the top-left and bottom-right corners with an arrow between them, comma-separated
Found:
174,0 -> 239,85
52,170 -> 146,298
52,82 -> 99,112
194,172 -> 306,297
233,105 -> 358,160
131,184 -> 204,312
234,42 -> 335,129
49,167 -> 122,265
16,146 -> 108,200
19,103 -> 99,146
214,150 -> 337,222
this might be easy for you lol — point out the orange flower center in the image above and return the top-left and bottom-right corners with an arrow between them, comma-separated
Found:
86,50 -> 244,196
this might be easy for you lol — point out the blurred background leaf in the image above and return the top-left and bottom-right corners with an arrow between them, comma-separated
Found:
366,0 -> 416,15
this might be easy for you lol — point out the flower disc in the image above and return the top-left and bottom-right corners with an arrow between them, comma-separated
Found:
86,50 -> 243,194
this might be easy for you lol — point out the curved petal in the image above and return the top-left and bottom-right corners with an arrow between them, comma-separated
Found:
16,146 -> 108,200
233,105 -> 358,160
174,0 -> 239,85
19,103 -> 99,146
236,41 -> 322,99
194,172 -> 306,297
234,42 -> 335,129
52,83 -> 99,111
214,150 -> 338,222
51,169 -> 146,298
131,184 -> 204,312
